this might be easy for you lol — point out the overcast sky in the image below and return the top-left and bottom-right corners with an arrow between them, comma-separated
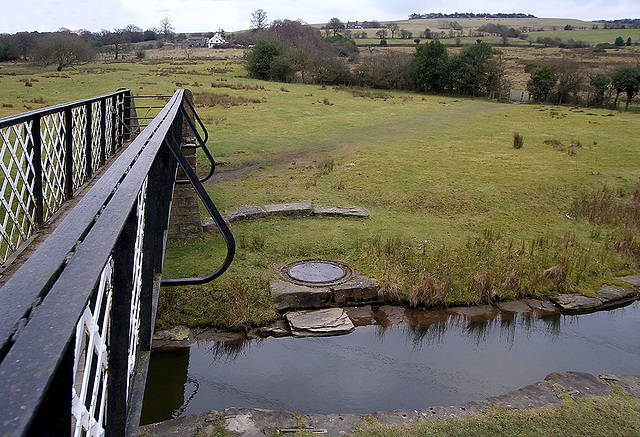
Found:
3,0 -> 639,34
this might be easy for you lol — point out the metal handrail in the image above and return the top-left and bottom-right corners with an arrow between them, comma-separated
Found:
0,89 -> 132,267
0,89 -> 234,437
175,98 -> 216,184
161,122 -> 235,286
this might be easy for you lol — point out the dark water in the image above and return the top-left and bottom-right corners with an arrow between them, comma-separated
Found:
141,301 -> 640,425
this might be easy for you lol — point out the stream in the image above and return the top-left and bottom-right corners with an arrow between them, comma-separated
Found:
141,300 -> 640,425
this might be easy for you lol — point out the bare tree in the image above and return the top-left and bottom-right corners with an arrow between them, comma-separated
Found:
101,28 -> 129,60
160,17 -> 175,41
388,23 -> 399,38
251,9 -> 268,31
35,32 -> 94,71
376,29 -> 388,39
326,17 -> 345,36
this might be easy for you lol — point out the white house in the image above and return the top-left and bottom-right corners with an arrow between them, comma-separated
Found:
207,33 -> 226,48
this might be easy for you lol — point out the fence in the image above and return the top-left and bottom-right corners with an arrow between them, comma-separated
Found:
0,90 -> 132,268
0,89 -> 234,436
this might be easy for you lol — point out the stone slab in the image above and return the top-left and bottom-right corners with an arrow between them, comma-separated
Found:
446,305 -> 500,322
286,308 -> 355,337
332,274 -> 380,305
223,408 -> 299,436
201,216 -> 231,233
545,371 -> 612,398
597,285 -> 638,305
304,413 -> 365,436
618,273 -> 640,287
251,319 -> 291,338
312,205 -> 370,218
496,300 -> 533,314
152,325 -> 194,349
139,410 -> 220,437
225,206 -> 267,222
264,202 -> 312,217
614,374 -> 640,398
374,305 -> 406,327
549,294 -> 602,313
192,330 -> 246,345
344,306 -> 376,326
482,380 -> 562,409
526,299 -> 559,313
270,279 -> 332,312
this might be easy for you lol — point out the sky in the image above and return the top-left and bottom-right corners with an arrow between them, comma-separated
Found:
2,0 -> 639,34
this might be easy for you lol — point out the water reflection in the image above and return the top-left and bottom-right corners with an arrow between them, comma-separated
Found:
142,300 -> 640,425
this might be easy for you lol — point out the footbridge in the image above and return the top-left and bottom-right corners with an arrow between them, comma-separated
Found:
0,89 -> 234,436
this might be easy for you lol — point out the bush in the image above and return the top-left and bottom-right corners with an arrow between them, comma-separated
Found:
380,39 -> 388,47
244,39 -> 282,80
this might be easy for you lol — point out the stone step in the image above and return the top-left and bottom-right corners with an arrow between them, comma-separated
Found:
285,308 -> 355,337
271,274 -> 380,312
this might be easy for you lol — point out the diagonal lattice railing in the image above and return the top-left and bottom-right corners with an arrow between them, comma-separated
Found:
0,89 -> 235,437
0,90 -> 134,268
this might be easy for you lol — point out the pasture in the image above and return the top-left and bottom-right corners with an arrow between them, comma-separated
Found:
0,51 -> 639,330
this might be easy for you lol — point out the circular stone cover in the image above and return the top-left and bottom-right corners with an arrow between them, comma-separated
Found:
280,259 -> 353,287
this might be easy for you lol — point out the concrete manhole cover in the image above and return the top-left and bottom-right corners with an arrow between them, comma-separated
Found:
280,259 -> 353,287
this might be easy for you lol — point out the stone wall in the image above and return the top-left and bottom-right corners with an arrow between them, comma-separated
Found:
168,145 -> 204,240
168,90 -> 204,240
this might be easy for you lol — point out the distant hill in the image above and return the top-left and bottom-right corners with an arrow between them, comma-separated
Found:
409,12 -> 536,19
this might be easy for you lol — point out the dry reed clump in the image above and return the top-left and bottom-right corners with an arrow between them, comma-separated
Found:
544,138 -> 565,150
472,270 -> 495,303
194,92 -> 262,108
570,184 -> 640,229
379,273 -> 401,303
409,273 -> 446,307
543,264 -> 567,293
358,223 -> 637,308
502,270 -> 522,296
211,82 -> 266,91
317,157 -> 334,175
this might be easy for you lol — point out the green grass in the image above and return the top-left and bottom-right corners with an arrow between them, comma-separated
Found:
351,387 -> 640,436
1,54 -> 639,329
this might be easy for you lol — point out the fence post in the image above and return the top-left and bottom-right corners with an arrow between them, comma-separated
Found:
64,107 -> 73,200
111,96 -> 117,155
100,98 -> 107,165
31,117 -> 44,225
85,102 -> 93,180
107,209 -> 137,437
123,90 -> 132,141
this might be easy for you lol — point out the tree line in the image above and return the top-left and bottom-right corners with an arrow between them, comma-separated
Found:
0,18 -> 180,69
244,21 -> 504,98
527,62 -> 640,109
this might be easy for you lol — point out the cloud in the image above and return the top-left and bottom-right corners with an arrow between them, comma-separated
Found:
2,0 -> 639,34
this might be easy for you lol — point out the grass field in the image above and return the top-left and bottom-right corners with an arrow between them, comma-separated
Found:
1,49 -> 639,329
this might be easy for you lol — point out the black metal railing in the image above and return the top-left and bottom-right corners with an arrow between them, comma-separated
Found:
0,90 -> 133,268
0,89 -> 234,437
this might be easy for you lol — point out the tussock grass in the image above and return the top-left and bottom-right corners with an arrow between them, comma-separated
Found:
512,131 -> 524,149
156,274 -> 277,331
194,92 -> 262,108
364,228 -> 634,307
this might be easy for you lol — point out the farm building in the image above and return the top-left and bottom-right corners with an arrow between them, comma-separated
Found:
207,33 -> 226,47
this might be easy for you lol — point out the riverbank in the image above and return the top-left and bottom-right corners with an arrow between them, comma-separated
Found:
139,371 -> 640,437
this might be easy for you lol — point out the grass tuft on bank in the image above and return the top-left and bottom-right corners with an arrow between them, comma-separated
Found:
352,387 -> 640,437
